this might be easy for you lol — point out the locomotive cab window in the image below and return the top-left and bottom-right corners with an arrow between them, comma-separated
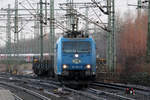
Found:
62,41 -> 91,53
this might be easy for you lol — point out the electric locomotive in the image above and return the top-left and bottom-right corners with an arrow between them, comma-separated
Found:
55,31 -> 96,82
32,31 -> 96,85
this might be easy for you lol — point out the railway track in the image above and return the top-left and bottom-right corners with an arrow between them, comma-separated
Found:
12,93 -> 24,100
0,74 -> 62,100
91,81 -> 150,96
90,82 -> 150,100
0,74 -> 101,100
0,73 -> 150,100
23,77 -> 149,100
92,81 -> 150,92
0,81 -> 51,100
87,88 -> 136,100
12,75 -> 137,100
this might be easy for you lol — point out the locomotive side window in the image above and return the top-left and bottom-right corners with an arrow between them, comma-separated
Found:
62,41 -> 91,53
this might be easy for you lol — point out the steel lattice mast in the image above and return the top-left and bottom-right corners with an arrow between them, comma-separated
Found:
85,7 -> 89,35
137,0 -> 142,16
107,0 -> 116,72
50,0 -> 55,66
6,4 -> 11,72
40,0 -> 44,60
14,0 -> 19,58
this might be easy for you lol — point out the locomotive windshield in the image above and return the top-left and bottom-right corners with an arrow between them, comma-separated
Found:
62,41 -> 91,53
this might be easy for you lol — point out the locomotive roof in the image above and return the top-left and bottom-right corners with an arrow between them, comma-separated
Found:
56,37 -> 95,44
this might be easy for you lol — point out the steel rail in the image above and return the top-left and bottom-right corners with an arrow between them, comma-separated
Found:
64,87 -> 105,100
12,93 -> 24,100
88,88 -> 136,100
0,81 -> 51,100
92,82 -> 150,92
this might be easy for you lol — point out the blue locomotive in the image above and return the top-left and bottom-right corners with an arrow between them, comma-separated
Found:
32,31 -> 96,85
55,36 -> 96,82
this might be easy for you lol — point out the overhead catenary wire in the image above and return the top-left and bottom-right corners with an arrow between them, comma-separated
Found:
91,7 -> 107,28
17,17 -> 34,34
59,6 -> 109,32
25,0 -> 37,14
91,0 -> 109,15
75,9 -> 109,31
19,2 -> 36,18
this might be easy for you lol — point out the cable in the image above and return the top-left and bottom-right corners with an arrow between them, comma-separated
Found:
91,0 -> 109,15
59,4 -> 109,32
26,0 -> 37,13
17,17 -> 33,33
55,20 -> 69,31
91,7 -> 107,28
72,7 -> 109,31
19,2 -> 36,18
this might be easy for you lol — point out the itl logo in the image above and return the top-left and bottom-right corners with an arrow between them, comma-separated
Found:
72,59 -> 81,64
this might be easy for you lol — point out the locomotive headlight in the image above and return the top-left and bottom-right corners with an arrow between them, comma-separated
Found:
86,64 -> 91,69
75,54 -> 79,58
63,64 -> 68,69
